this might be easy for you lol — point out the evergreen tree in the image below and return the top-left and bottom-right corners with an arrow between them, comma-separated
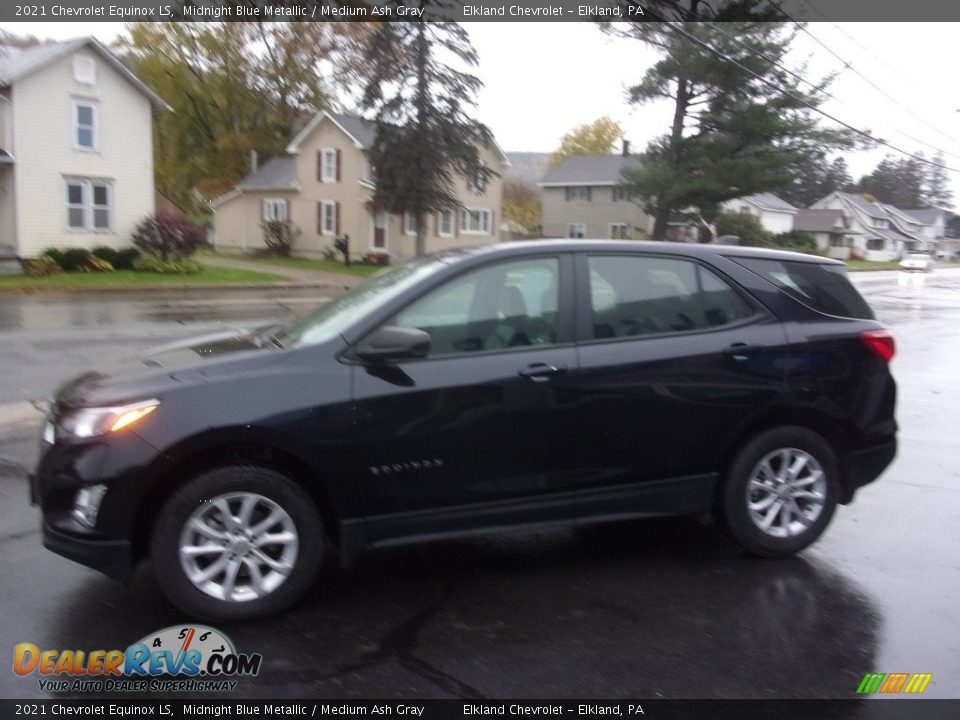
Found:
855,154 -> 926,208
603,6 -> 854,238
924,151 -> 954,209
360,9 -> 493,256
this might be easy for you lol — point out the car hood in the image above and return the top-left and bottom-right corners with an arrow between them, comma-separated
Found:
55,325 -> 287,409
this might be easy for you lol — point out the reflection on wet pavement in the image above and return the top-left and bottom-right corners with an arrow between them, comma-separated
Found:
0,289 -> 331,333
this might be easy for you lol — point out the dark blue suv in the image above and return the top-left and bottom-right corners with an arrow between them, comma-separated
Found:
33,241 -> 897,621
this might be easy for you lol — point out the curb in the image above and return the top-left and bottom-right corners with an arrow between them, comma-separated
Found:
0,281 -> 355,297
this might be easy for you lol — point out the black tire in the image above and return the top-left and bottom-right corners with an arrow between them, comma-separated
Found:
718,426 -> 840,558
151,465 -> 323,622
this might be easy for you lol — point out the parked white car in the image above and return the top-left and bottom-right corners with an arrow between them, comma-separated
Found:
899,253 -> 935,272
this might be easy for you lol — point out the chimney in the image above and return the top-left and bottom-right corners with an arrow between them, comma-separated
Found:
250,149 -> 259,174
621,140 -> 630,157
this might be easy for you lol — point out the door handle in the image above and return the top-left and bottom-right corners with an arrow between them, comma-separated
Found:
519,363 -> 567,382
724,343 -> 764,361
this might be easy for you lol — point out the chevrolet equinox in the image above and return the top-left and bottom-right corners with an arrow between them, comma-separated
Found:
32,241 -> 897,621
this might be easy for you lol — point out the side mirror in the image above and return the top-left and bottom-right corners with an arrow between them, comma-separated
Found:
356,326 -> 431,363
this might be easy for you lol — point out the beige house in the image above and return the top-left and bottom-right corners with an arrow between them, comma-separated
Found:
212,111 -> 507,261
0,37 -> 167,261
538,154 -> 651,240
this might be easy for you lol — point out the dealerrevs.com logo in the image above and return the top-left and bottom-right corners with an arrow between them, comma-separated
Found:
13,625 -> 262,693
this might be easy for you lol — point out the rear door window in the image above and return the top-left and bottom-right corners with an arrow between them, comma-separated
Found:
732,258 -> 874,320
586,255 -> 755,340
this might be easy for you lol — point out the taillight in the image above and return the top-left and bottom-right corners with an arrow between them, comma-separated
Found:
861,330 -> 895,363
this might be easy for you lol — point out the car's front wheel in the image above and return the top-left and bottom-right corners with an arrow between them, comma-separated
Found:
719,427 -> 840,557
151,465 -> 323,622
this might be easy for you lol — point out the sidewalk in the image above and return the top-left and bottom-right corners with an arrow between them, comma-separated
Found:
199,255 -> 364,288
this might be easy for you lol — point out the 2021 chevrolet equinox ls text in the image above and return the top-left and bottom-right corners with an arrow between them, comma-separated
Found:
31,241 -> 897,621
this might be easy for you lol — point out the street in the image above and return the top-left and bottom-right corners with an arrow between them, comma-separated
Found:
0,270 -> 958,700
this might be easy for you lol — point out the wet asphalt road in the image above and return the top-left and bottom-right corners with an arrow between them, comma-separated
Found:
0,272 -> 958,700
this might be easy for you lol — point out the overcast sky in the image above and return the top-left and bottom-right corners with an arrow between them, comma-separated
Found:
5,20 -> 960,203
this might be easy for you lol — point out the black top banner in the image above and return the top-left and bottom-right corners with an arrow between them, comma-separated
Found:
2,700 -> 960,720
4,0 -> 960,23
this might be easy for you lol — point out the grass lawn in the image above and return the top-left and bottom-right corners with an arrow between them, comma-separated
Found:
212,253 -> 384,278
844,260 -> 904,272
0,265 -> 284,290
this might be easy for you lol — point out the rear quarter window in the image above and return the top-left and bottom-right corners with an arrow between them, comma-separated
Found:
733,257 -> 874,320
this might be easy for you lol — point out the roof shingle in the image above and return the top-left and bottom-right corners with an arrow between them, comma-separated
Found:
539,155 -> 640,186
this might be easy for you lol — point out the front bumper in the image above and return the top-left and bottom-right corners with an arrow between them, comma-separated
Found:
841,440 -> 897,503
43,516 -> 135,582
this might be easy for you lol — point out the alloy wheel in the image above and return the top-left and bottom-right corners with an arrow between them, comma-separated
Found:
745,448 -> 827,539
178,492 -> 299,602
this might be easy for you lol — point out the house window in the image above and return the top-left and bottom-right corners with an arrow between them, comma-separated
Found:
739,206 -> 751,215
609,223 -> 631,240
866,237 -> 885,251
320,200 -> 336,236
73,55 -> 96,84
568,223 -> 586,239
73,100 -> 97,150
65,178 -> 112,231
467,163 -> 488,194
321,148 -> 337,182
565,187 -> 592,202
461,208 -> 491,234
829,235 -> 850,248
403,211 -> 417,236
612,186 -> 632,202
262,199 -> 287,222
438,210 -> 454,237
871,218 -> 888,230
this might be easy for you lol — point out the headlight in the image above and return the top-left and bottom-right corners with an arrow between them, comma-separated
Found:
58,399 -> 160,439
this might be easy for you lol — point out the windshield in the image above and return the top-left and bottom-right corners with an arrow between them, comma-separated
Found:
906,254 -> 929,260
273,255 -> 457,347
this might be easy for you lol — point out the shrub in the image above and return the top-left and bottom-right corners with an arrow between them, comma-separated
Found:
22,257 -> 63,277
91,246 -> 120,267
363,252 -> 390,266
700,212 -> 773,247
61,248 -> 93,272
114,248 -> 141,270
260,220 -> 301,257
771,231 -> 819,254
132,256 -> 202,274
40,248 -> 67,269
131,214 -> 206,261
80,255 -> 114,273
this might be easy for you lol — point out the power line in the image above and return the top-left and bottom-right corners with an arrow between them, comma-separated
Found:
768,2 -> 960,154
660,21 -> 959,175
704,21 -> 960,165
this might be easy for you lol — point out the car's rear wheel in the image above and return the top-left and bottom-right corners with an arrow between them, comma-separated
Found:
719,427 -> 840,557
151,465 -> 323,621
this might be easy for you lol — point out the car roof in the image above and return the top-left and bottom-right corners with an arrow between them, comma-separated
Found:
429,240 -> 845,266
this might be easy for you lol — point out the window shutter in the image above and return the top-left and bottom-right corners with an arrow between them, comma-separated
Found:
336,149 -> 342,182
317,151 -> 323,182
262,200 -> 268,221
317,202 -> 322,234
434,213 -> 438,236
335,202 -> 341,235
489,210 -> 496,236
285,199 -> 291,223
455,209 -> 460,237
565,187 -> 570,202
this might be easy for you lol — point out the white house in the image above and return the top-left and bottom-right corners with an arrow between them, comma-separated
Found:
721,192 -> 798,235
810,192 -> 919,262
0,36 -> 168,261
901,207 -> 952,257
